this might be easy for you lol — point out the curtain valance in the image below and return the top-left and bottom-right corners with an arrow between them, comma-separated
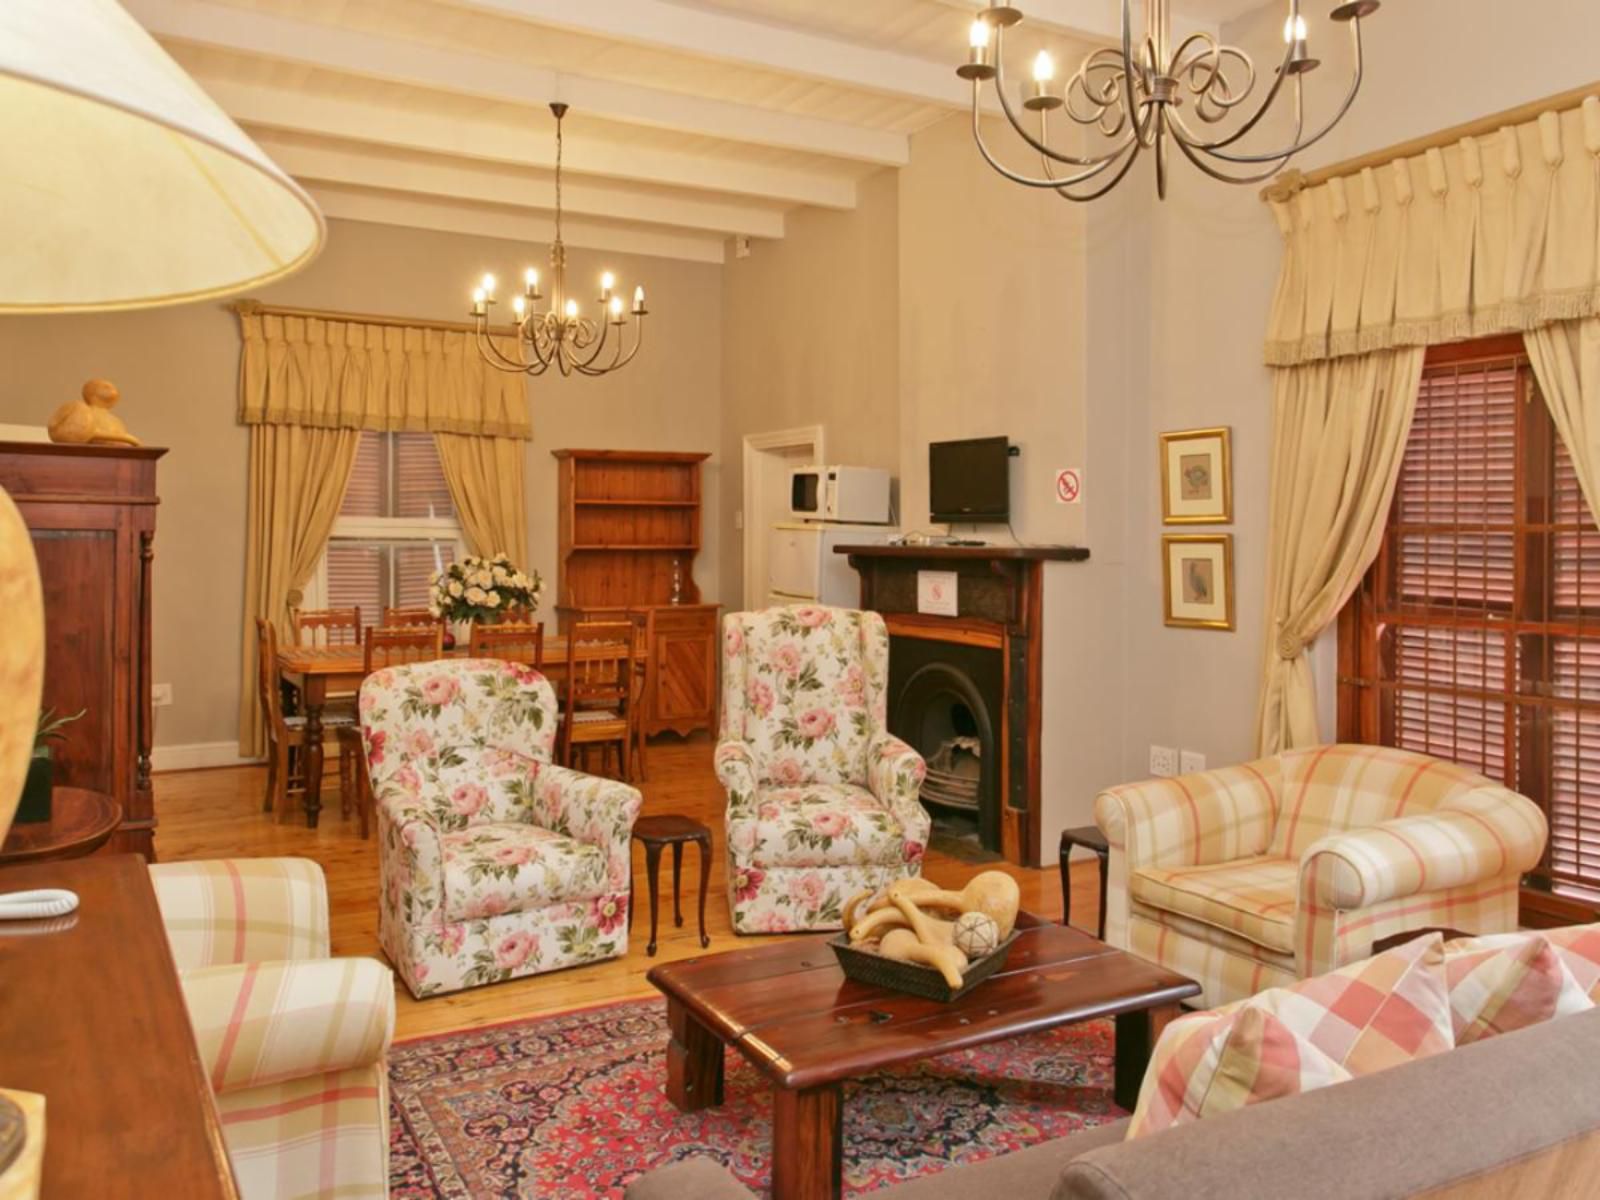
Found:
1265,96 -> 1600,367
237,308 -> 530,438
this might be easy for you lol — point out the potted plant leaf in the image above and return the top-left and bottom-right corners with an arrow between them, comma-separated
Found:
20,708 -> 84,824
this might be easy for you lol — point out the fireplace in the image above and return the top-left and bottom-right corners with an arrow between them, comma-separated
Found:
839,542 -> 1089,866
888,635 -> 1003,852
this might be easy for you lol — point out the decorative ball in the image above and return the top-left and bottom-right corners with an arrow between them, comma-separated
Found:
952,911 -> 1001,959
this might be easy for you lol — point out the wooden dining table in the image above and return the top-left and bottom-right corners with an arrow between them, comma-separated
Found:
276,638 -> 650,828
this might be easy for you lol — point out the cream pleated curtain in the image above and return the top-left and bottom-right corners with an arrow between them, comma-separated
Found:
236,306 -> 531,755
1257,92 -> 1600,754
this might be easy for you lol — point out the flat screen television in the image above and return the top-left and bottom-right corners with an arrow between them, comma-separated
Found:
929,436 -> 1010,524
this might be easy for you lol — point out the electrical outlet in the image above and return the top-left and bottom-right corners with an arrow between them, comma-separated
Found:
1180,750 -> 1208,775
1149,745 -> 1179,778
151,683 -> 173,707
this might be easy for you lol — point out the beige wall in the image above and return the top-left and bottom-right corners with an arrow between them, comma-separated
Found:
0,217 -> 722,754
719,168 -> 901,605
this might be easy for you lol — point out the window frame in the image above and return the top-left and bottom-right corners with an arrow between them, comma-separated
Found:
1337,334 -> 1600,912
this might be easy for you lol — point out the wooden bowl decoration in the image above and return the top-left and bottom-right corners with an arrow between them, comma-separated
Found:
832,871 -> 1022,1002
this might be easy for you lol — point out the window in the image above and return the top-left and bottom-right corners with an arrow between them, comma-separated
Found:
1338,336 -> 1600,900
302,432 -> 462,629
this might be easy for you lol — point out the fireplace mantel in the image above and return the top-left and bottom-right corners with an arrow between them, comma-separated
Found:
838,543 -> 1086,867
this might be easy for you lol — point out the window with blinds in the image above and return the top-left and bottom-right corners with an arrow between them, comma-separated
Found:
320,432 -> 461,628
1338,336 -> 1600,900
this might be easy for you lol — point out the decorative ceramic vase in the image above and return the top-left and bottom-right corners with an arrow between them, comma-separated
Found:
0,486 -> 45,845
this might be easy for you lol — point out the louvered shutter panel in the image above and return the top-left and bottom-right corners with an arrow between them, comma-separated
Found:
394,432 -> 455,520
325,543 -> 384,630
340,432 -> 384,518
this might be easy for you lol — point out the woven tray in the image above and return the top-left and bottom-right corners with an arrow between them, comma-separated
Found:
829,931 -> 1019,1002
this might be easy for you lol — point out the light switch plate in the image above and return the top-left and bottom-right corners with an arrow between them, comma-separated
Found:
151,683 -> 173,707
1180,750 -> 1207,775
1149,745 -> 1179,778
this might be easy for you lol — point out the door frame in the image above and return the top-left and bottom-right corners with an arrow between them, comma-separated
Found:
742,425 -> 825,609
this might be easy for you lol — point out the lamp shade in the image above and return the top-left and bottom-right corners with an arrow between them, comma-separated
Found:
0,488 -> 44,846
0,0 -> 324,313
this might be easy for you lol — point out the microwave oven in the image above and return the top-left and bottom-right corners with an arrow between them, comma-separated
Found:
789,465 -> 892,524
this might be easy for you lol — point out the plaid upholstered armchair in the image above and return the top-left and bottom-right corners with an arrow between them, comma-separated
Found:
716,605 -> 930,933
1095,744 -> 1548,1008
150,858 -> 393,1200
362,658 -> 643,997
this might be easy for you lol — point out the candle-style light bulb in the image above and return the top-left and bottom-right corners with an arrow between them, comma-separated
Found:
564,298 -> 579,319
1032,51 -> 1054,83
471,287 -> 486,316
1284,12 -> 1308,42
969,18 -> 990,49
633,285 -> 646,313
480,272 -> 496,295
524,267 -> 538,291
512,295 -> 527,317
609,296 -> 624,321
600,271 -> 615,299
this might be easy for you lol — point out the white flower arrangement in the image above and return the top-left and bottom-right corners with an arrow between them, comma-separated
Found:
429,553 -> 542,624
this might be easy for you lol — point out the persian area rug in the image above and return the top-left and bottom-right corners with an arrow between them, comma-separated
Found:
389,997 -> 1123,1199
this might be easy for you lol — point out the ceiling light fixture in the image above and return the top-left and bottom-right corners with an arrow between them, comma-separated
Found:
957,0 -> 1380,200
470,103 -> 648,377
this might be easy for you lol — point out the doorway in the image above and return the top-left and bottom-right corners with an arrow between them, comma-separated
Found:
742,425 -> 824,609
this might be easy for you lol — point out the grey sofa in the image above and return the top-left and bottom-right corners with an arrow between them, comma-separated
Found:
625,1006 -> 1600,1199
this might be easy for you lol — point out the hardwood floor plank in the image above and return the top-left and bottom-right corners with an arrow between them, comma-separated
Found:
153,734 -> 1101,1040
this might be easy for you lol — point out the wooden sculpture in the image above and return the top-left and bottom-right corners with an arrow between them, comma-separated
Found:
47,378 -> 142,447
842,870 -> 1021,985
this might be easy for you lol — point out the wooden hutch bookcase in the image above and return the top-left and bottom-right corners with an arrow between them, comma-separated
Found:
553,449 -> 718,737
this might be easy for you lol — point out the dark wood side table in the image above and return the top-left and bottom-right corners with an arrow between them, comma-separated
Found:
1059,824 -> 1110,939
630,814 -> 712,956
0,787 -> 122,866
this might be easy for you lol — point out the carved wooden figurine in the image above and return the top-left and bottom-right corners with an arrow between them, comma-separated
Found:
48,379 -> 142,447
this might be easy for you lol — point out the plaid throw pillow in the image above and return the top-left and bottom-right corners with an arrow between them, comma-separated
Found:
1443,931 -> 1594,1044
1126,933 -> 1453,1140
1541,923 -> 1600,1001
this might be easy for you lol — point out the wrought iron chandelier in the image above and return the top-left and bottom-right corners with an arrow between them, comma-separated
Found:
469,103 -> 648,377
957,0 -> 1380,201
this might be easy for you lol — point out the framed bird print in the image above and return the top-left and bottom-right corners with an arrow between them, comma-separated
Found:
1162,534 -> 1235,630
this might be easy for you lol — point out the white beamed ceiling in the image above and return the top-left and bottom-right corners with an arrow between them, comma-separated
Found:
125,0 -> 1230,264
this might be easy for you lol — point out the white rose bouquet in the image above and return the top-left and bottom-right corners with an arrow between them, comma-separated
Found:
429,553 -> 543,624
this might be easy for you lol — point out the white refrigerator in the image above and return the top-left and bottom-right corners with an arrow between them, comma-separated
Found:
768,522 -> 897,608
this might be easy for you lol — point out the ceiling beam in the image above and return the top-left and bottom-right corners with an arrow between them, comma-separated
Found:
253,134 -> 786,239
188,73 -> 859,210
925,0 -> 1217,46
124,0 -> 908,167
309,184 -> 727,264
436,0 -> 978,109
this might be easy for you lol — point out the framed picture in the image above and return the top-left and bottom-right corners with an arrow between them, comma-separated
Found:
1162,534 -> 1235,630
1160,426 -> 1232,524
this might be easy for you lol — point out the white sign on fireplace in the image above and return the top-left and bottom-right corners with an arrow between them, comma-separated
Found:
916,570 -> 959,617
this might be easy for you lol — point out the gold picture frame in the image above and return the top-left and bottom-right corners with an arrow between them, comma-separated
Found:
1162,534 -> 1235,630
1159,426 -> 1232,525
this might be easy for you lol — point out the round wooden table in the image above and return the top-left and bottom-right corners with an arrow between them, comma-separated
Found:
0,788 -> 121,866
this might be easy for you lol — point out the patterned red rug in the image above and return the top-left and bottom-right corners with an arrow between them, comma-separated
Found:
388,997 -> 1123,1198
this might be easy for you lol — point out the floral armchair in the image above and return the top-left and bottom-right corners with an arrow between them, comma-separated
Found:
361,658 -> 643,998
1095,744 -> 1548,1008
716,605 -> 930,934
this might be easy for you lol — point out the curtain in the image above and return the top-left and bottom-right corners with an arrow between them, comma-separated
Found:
1527,318 -> 1600,524
1255,348 -> 1425,755
237,424 -> 360,756
433,433 -> 529,563
237,310 -> 531,437
1265,97 -> 1600,368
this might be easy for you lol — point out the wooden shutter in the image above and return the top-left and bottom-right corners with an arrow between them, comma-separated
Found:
340,432 -> 384,518
393,432 -> 455,520
325,543 -> 384,628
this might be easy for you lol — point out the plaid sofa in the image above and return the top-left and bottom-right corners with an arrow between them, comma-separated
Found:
715,606 -> 930,933
149,858 -> 393,1200
1094,744 -> 1548,1007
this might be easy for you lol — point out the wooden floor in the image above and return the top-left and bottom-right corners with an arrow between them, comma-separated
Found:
154,734 -> 1101,1041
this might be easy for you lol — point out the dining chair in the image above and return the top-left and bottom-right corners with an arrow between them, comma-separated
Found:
289,606 -> 362,647
468,620 -> 545,670
560,620 -> 636,782
564,606 -> 652,782
332,623 -> 448,838
380,606 -> 439,628
256,618 -> 357,821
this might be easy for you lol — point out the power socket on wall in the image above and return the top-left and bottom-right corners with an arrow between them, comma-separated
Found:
1149,745 -> 1179,778
1180,750 -> 1208,774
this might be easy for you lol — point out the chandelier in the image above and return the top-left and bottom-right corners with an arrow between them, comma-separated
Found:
957,0 -> 1379,201
469,103 -> 648,377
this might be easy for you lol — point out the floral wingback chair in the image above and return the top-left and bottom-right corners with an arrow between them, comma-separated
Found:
361,658 -> 643,998
715,605 -> 930,933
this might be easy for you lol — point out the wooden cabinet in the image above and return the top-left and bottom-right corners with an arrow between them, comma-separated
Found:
0,442 -> 164,859
553,449 -> 718,737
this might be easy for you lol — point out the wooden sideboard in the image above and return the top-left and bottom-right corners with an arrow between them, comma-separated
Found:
0,855 -> 240,1198
0,442 -> 164,859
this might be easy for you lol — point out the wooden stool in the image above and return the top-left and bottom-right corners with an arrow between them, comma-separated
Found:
1059,825 -> 1110,940
630,814 -> 712,957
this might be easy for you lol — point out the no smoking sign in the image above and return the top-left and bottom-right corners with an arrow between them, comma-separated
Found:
1055,467 -> 1082,505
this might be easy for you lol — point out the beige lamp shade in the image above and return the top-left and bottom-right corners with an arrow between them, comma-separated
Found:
0,489 -> 44,846
0,0 -> 324,313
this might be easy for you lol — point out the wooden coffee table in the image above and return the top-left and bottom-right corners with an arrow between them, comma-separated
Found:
647,914 -> 1199,1200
